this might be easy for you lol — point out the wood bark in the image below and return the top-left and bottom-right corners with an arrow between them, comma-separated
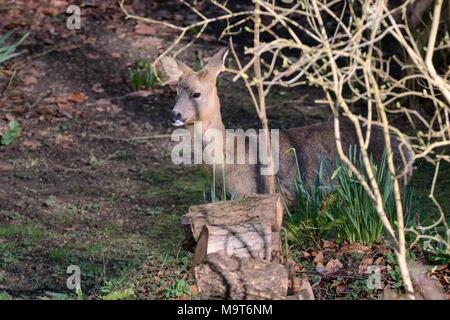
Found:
192,221 -> 272,265
181,193 -> 284,242
194,252 -> 289,300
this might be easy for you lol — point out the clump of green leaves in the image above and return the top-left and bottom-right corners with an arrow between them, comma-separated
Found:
385,252 -> 404,289
162,278 -> 190,299
332,147 -> 401,245
285,151 -> 345,244
129,59 -> 159,91
423,240 -> 450,264
286,146 -> 412,247
102,288 -> 134,300
0,292 -> 12,300
1,120 -> 22,145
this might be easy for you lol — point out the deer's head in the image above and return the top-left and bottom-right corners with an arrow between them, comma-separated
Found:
161,48 -> 229,128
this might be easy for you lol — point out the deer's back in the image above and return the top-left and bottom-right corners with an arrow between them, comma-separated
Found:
215,120 -> 410,205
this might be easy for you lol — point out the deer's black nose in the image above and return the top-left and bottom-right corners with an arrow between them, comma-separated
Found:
170,111 -> 182,123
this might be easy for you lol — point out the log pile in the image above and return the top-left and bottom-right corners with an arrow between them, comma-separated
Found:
181,193 -> 314,300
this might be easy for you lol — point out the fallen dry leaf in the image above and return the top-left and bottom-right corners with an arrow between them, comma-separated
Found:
291,278 -> 314,300
323,241 -> 334,248
92,82 -> 104,93
313,251 -> 324,264
315,262 -> 325,273
189,285 -> 198,295
357,263 -> 368,275
325,258 -> 344,274
0,162 -> 14,171
22,75 -> 38,86
129,90 -> 153,98
56,104 -> 81,118
53,134 -> 76,149
37,105 -> 57,116
66,92 -> 87,103
134,23 -> 157,35
0,69 -> 14,77
361,257 -> 374,265
332,280 -> 347,295
111,52 -> 121,59
93,99 -> 122,114
374,256 -> 384,265
340,242 -> 370,254
3,113 -> 15,121
22,140 -> 42,150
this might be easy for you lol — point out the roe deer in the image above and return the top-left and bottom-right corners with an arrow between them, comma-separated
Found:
161,48 -> 413,205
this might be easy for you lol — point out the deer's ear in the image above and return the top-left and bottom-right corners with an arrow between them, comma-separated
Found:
203,47 -> 229,78
160,57 -> 193,84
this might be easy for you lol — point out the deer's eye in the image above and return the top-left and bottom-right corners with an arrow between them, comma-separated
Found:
192,92 -> 201,99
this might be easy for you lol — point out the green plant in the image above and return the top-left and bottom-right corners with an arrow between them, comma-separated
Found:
102,288 -> 134,300
386,252 -> 403,289
48,248 -> 72,262
204,162 -> 237,203
0,31 -> 28,65
423,239 -> 450,264
76,285 -> 83,300
192,51 -> 204,71
284,150 -> 345,244
129,59 -> 159,91
162,278 -> 190,299
0,271 -> 7,284
285,146 -> 413,246
332,147 -> 398,245
1,120 -> 22,145
0,292 -> 12,300
191,51 -> 222,87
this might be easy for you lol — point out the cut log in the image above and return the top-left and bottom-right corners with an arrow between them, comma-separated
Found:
271,230 -> 281,260
288,277 -> 315,300
182,193 -> 284,242
194,252 -> 289,300
192,221 -> 272,265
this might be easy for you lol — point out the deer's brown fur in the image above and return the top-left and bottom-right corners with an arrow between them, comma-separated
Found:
161,48 -> 413,204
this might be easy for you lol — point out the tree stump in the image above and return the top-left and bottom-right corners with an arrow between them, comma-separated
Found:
194,252 -> 289,300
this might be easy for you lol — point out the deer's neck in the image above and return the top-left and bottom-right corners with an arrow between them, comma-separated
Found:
186,96 -> 227,169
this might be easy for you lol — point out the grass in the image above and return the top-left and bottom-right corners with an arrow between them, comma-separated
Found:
48,248 -> 73,262
0,246 -> 21,268
139,166 -> 208,204
0,31 -> 28,65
